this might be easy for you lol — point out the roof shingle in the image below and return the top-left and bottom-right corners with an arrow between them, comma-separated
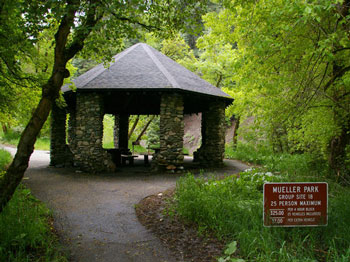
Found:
64,43 -> 232,100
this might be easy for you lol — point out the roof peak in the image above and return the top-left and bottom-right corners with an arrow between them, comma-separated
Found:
140,43 -> 181,89
64,42 -> 232,101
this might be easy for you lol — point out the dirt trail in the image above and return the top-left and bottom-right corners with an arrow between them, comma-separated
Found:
1,145 -> 248,262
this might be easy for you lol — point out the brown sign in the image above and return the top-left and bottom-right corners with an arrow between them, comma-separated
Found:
264,182 -> 328,227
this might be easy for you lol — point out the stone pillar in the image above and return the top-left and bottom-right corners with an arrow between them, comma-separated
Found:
50,103 -> 70,166
194,101 -> 226,167
74,92 -> 115,172
67,109 -> 77,155
118,114 -> 129,150
113,114 -> 120,148
154,93 -> 184,171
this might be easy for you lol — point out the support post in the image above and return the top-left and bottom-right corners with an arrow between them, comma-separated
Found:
194,101 -> 226,167
50,103 -> 71,166
118,114 -> 129,151
74,92 -> 115,172
154,93 -> 184,171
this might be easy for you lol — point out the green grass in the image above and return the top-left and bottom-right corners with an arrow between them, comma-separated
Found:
0,148 -> 67,261
0,186 -> 67,262
225,142 -> 328,179
0,130 -> 50,151
174,172 -> 350,261
0,149 -> 12,171
173,143 -> 350,261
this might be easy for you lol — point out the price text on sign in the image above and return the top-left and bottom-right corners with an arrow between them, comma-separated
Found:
264,182 -> 328,227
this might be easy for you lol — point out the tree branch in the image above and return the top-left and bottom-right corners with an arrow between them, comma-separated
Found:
64,0 -> 104,61
111,14 -> 159,31
334,47 -> 350,53
323,65 -> 350,92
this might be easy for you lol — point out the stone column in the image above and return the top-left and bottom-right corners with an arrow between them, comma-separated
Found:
118,114 -> 129,150
194,101 -> 226,167
113,114 -> 120,148
67,109 -> 77,155
154,93 -> 184,171
50,103 -> 69,166
74,92 -> 115,172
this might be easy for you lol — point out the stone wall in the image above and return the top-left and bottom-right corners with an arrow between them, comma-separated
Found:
194,101 -> 226,167
74,92 -> 115,172
154,93 -> 184,171
50,103 -> 72,166
67,108 -> 77,155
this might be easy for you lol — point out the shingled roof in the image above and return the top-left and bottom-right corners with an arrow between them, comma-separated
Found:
64,43 -> 232,100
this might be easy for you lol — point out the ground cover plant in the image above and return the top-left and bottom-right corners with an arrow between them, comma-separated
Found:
0,149 -> 67,261
225,143 -> 331,182
173,144 -> 350,261
0,130 -> 50,151
0,149 -> 12,171
0,186 -> 68,262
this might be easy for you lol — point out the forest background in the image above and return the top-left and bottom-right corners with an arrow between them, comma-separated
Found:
0,0 -> 350,261
1,0 -> 349,179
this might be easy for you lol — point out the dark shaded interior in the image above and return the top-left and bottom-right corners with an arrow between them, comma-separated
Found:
64,89 -> 232,115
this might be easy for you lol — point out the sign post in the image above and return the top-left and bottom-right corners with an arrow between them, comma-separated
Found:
264,182 -> 328,227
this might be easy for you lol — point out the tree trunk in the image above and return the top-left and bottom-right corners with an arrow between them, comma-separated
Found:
135,116 -> 155,143
128,115 -> 139,139
0,0 -> 94,212
232,116 -> 240,148
1,123 -> 8,134
0,96 -> 53,212
328,120 -> 350,172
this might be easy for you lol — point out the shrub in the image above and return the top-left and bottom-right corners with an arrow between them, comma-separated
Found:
0,186 -> 67,261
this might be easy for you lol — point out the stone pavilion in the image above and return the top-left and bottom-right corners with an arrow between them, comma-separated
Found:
50,43 -> 233,172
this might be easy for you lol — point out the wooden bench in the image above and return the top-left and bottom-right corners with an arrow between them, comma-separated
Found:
121,154 -> 138,165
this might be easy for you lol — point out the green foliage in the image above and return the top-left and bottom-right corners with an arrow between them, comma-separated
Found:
146,116 -> 160,148
102,114 -> 147,153
0,0 -> 209,152
161,35 -> 196,62
0,130 -> 50,151
175,171 -> 350,261
0,21 -> 75,136
103,114 -> 115,148
218,241 -> 245,262
0,185 -> 67,261
225,142 -> 328,179
0,149 -> 11,171
196,0 -> 350,171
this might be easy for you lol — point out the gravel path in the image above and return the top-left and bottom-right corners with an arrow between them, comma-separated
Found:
1,145 -> 248,262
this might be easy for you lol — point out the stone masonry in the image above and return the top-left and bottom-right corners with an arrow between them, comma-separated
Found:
74,92 -> 115,172
67,108 -> 77,155
50,103 -> 72,166
194,101 -> 226,167
154,93 -> 184,171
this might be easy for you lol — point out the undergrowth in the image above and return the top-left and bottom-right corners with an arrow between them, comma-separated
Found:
175,171 -> 350,261
0,130 -> 50,151
225,143 -> 329,179
0,149 -> 12,171
0,186 -> 67,261
173,143 -> 350,261
0,148 -> 67,261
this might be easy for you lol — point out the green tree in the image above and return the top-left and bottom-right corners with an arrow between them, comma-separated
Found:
0,0 -> 209,212
204,0 -> 350,172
